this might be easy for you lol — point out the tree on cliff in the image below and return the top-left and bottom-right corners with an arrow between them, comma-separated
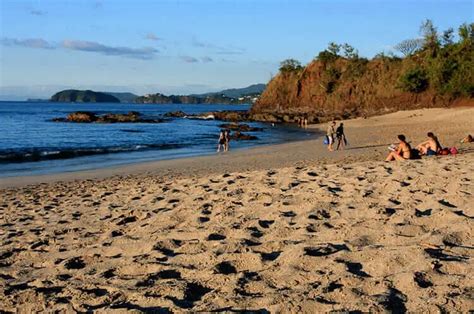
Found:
279,59 -> 303,73
395,39 -> 423,56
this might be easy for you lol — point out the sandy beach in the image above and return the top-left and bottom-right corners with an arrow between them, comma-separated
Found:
1,107 -> 473,312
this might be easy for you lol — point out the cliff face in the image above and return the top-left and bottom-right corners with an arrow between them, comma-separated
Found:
253,57 -> 473,120
51,90 -> 120,103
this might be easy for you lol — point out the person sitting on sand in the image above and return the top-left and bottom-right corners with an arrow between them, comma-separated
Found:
461,134 -> 473,143
336,122 -> 347,150
386,134 -> 412,161
217,130 -> 226,152
327,120 -> 336,151
416,132 -> 442,156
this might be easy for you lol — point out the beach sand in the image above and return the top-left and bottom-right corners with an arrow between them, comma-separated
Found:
0,107 -> 473,312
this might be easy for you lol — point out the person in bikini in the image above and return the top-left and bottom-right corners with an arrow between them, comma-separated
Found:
416,132 -> 442,156
386,134 -> 412,161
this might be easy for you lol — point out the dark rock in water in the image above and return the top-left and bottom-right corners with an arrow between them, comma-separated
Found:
66,111 -> 97,123
164,110 -> 187,118
53,111 -> 164,123
219,123 -> 263,132
230,131 -> 258,141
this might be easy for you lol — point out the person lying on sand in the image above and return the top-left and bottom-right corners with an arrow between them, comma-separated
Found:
416,132 -> 442,156
386,134 -> 411,161
461,134 -> 473,143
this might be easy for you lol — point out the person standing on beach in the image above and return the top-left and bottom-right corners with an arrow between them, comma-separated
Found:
217,130 -> 226,152
336,122 -> 346,150
224,129 -> 231,152
327,120 -> 336,151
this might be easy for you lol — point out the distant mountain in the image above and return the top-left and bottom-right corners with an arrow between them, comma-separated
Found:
192,84 -> 266,98
101,92 -> 139,103
136,84 -> 266,104
134,93 -> 240,104
50,90 -> 120,103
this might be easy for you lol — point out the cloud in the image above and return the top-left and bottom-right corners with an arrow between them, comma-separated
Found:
216,46 -> 246,55
30,10 -> 46,16
191,37 -> 245,55
180,55 -> 199,63
201,56 -> 213,63
62,40 -> 158,59
145,33 -> 161,41
1,37 -> 55,49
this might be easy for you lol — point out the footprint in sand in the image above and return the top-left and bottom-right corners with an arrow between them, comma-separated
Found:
258,220 -> 274,229
259,251 -> 281,262
336,259 -> 371,278
414,272 -> 433,288
207,233 -> 226,241
215,261 -> 237,274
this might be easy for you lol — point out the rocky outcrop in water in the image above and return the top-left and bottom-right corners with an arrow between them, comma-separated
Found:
52,111 -> 164,123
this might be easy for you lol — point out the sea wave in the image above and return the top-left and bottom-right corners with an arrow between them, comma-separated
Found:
0,144 -> 184,163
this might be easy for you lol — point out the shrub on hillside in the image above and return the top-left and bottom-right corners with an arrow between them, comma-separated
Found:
399,67 -> 429,93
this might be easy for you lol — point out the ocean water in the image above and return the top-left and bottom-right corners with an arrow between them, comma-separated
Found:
0,102 -> 315,177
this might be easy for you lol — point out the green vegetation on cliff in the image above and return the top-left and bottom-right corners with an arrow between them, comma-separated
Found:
51,90 -> 120,103
253,21 -> 473,119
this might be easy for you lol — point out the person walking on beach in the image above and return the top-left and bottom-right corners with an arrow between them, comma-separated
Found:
327,120 -> 336,151
217,129 -> 226,152
336,122 -> 347,150
224,129 -> 231,152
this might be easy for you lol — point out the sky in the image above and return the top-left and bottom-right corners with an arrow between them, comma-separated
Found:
0,0 -> 472,100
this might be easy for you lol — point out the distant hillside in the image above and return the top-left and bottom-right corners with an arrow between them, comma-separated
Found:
253,21 -> 473,120
193,84 -> 266,98
135,84 -> 266,104
101,92 -> 139,103
134,93 -> 240,104
50,90 -> 120,103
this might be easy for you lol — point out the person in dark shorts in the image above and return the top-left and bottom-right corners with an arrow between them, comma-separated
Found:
336,122 -> 346,150
217,130 -> 226,152
416,132 -> 442,156
224,129 -> 230,152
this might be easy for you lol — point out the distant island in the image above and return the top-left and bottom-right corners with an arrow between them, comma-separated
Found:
48,84 -> 266,104
50,90 -> 120,103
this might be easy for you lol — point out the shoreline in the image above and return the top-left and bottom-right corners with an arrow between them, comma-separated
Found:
1,107 -> 472,189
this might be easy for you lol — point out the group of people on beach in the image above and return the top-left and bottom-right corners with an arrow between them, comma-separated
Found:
217,129 -> 231,152
385,132 -> 463,162
297,115 -> 308,128
326,120 -> 347,151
